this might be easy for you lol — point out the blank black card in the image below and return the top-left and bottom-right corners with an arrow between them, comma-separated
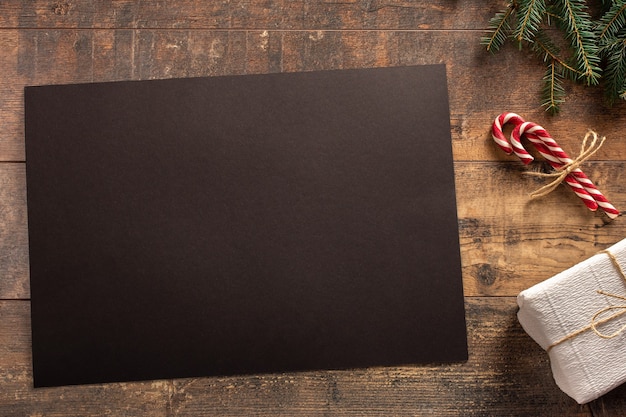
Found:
25,64 -> 467,387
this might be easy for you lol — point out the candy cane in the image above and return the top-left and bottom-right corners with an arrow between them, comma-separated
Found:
492,112 -> 526,156
516,123 -> 620,219
512,122 -> 599,212
492,112 -> 619,219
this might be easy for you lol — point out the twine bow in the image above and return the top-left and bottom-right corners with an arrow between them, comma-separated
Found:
590,291 -> 626,339
491,112 -> 619,219
526,131 -> 606,200
547,250 -> 626,352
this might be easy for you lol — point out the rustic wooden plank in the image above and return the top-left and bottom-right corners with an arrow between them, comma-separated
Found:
0,300 -> 169,416
0,164 -> 28,300
3,160 -> 625,300
589,384 -> 626,417
1,0 -> 622,414
457,161 -> 626,296
0,31 -> 23,162
0,0 -> 497,30
133,30 -> 249,79
0,298 -> 593,416
4,29 -> 626,162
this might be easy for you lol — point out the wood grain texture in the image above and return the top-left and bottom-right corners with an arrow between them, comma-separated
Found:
2,0 -> 626,413
0,0 -> 496,30
589,384 -> 626,417
457,161 -> 626,296
0,164 -> 28,300
0,298 -> 591,417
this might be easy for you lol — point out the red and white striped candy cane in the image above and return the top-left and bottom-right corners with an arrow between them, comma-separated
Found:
492,112 -> 526,156
512,122 -> 599,213
515,122 -> 620,219
492,112 -> 620,219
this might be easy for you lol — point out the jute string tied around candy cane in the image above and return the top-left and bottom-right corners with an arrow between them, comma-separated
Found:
526,131 -> 605,199
547,250 -> 626,352
492,112 -> 620,219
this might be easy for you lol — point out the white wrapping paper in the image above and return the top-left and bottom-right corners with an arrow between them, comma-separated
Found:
517,238 -> 626,404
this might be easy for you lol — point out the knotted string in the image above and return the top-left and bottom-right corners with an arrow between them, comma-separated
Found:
525,131 -> 606,200
547,250 -> 626,352
591,291 -> 626,339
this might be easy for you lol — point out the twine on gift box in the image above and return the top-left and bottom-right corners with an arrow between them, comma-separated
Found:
547,250 -> 626,352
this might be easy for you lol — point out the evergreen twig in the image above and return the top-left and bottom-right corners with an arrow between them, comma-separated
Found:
481,2 -> 516,53
600,34 -> 626,102
596,1 -> 626,40
515,0 -> 547,42
552,0 -> 601,84
532,30 -> 583,78
483,0 -> 626,113
542,61 -> 566,113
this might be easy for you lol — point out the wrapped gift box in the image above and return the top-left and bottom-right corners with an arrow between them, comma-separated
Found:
517,238 -> 626,404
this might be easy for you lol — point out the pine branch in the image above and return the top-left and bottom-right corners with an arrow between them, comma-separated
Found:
482,0 -> 626,112
531,29 -> 584,78
481,2 -> 516,53
531,29 -> 574,113
515,0 -> 547,42
545,10 -> 563,25
551,0 -> 601,84
597,1 -> 626,42
542,60 -> 566,113
600,34 -> 626,103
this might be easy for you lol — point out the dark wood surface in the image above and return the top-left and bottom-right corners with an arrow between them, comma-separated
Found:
1,1 -> 626,415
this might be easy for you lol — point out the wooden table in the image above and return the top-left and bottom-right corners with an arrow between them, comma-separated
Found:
2,1 -> 626,415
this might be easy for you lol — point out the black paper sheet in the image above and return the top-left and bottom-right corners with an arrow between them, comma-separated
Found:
25,64 -> 467,387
